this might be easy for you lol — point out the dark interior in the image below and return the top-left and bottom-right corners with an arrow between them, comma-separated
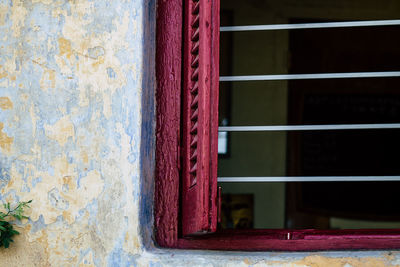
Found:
218,0 -> 400,230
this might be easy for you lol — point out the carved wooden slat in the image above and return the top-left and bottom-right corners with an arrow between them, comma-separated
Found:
182,0 -> 220,235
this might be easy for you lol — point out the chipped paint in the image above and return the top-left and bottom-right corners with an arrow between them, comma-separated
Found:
44,116 -> 75,147
0,0 -> 147,265
0,97 -> 13,110
0,122 -> 13,153
1,0 -> 400,266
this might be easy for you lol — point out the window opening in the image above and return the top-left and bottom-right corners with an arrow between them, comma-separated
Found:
217,0 -> 400,230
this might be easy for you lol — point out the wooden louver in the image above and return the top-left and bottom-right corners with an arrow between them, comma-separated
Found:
181,0 -> 220,235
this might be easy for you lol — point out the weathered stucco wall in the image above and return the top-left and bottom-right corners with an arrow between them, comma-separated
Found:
1,0 -> 400,266
0,0 -> 153,265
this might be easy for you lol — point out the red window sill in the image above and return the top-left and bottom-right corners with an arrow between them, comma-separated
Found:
176,229 -> 400,251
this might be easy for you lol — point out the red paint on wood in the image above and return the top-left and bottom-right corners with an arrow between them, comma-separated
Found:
209,0 -> 220,232
177,229 -> 400,251
154,0 -> 182,247
155,0 -> 400,251
177,237 -> 400,251
181,0 -> 220,235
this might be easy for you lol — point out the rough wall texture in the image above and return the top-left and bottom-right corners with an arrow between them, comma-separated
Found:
1,0 -> 400,266
0,0 -> 152,265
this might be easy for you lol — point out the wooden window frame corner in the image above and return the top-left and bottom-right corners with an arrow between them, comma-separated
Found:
154,0 -> 400,251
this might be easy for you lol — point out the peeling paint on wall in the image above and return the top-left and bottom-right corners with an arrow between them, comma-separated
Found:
0,97 -> 13,110
0,122 -> 13,153
0,0 -> 146,265
44,116 -> 74,147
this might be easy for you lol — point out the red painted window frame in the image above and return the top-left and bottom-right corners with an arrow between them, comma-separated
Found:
180,0 -> 219,236
154,0 -> 400,251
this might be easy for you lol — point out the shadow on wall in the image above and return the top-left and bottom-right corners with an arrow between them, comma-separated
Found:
139,0 -> 157,250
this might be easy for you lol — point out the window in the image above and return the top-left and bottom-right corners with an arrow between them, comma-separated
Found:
155,0 -> 400,250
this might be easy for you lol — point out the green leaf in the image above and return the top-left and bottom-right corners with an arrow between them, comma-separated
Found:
10,230 -> 19,235
0,200 -> 32,249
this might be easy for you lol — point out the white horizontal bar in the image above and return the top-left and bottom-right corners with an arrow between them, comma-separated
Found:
220,71 -> 400,82
218,123 -> 400,132
220,19 -> 400,32
218,176 -> 400,182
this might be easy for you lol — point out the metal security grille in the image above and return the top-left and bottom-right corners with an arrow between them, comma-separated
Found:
218,19 -> 400,183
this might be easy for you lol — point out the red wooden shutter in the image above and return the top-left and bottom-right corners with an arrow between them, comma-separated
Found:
182,0 -> 220,235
